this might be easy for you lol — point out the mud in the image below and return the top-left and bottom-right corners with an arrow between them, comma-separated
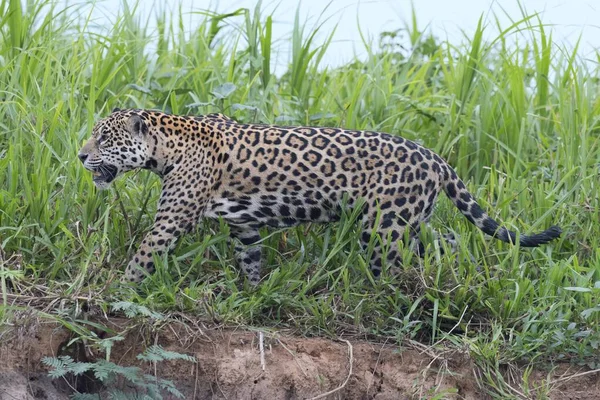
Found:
0,317 -> 599,399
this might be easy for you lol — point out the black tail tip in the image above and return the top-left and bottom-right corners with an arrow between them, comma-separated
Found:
545,225 -> 563,238
520,225 -> 562,247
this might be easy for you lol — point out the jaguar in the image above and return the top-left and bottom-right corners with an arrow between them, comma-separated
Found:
78,108 -> 562,284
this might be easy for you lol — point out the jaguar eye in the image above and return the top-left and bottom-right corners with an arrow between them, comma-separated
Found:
97,133 -> 106,144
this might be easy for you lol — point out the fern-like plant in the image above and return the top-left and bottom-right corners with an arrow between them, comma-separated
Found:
42,345 -> 197,400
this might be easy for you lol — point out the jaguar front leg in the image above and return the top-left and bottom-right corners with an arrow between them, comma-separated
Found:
229,226 -> 262,285
121,184 -> 206,284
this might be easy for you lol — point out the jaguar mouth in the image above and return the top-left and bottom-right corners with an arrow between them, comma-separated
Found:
91,164 -> 118,184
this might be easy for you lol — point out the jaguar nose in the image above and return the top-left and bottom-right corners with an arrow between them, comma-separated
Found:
78,153 -> 88,163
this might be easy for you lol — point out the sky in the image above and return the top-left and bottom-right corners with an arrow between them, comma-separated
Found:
61,0 -> 600,69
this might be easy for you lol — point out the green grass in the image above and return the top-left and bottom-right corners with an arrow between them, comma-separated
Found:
1,0 -> 599,396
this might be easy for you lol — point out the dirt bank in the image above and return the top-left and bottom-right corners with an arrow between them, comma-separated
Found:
1,316 -> 599,399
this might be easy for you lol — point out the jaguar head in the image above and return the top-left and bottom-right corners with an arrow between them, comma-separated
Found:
78,109 -> 150,189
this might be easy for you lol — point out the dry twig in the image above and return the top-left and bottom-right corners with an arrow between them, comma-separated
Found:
259,331 -> 266,371
309,339 -> 353,400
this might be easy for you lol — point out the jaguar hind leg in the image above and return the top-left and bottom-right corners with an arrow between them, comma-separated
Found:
358,211 -> 458,277
359,215 -> 407,277
413,228 -> 481,269
412,228 -> 459,258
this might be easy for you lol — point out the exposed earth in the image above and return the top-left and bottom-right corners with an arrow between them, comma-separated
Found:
1,315 -> 599,399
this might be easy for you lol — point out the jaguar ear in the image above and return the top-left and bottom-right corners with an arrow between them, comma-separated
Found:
127,114 -> 148,137
112,107 -> 122,113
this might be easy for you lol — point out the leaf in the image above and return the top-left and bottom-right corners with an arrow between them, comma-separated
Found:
42,356 -> 94,378
92,360 -> 142,383
70,362 -> 95,376
42,356 -> 65,369
274,115 -> 297,123
573,330 -> 592,338
231,103 -> 258,111
137,345 -> 196,363
171,88 -> 193,95
126,84 -> 153,95
564,286 -> 592,292
309,112 -> 336,121
42,356 -> 70,378
158,377 -> 186,398
186,101 -> 214,109
211,82 -> 236,99
581,306 -> 600,319
111,301 -> 165,320
92,363 -> 111,381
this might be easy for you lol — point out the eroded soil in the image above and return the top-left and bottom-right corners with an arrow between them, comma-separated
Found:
1,315 -> 599,399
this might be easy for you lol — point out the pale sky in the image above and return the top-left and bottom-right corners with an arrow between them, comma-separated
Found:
62,0 -> 600,68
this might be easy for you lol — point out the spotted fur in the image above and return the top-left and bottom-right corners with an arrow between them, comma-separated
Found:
78,109 -> 562,284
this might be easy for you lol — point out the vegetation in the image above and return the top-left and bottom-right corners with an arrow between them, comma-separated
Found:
43,344 -> 196,400
0,0 -> 599,397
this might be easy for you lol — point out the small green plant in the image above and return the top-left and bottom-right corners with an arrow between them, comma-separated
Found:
42,345 -> 196,399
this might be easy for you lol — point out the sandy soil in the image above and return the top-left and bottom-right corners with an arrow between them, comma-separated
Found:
1,316 -> 599,399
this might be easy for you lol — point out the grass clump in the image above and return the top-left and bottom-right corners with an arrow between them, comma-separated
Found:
1,0 -> 599,396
